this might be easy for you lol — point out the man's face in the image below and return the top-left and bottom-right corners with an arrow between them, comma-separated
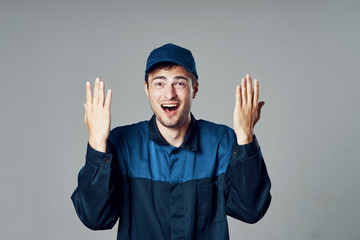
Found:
145,65 -> 198,129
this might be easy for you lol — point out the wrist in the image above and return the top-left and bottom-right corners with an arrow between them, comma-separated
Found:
235,132 -> 253,145
88,137 -> 107,152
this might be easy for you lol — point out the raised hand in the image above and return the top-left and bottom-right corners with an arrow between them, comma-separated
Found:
233,74 -> 265,145
84,78 -> 112,152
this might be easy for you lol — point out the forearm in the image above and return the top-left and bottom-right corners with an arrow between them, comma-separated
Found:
225,136 -> 271,223
71,143 -> 119,230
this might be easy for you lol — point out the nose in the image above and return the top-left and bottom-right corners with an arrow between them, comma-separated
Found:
164,84 -> 177,99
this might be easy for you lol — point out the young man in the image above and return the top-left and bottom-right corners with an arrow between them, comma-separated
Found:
71,43 -> 271,240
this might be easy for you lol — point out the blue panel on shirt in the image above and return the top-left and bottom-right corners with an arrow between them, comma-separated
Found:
108,120 -> 236,183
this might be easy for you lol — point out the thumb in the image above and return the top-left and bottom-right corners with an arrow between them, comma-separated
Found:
254,101 -> 265,126
258,101 -> 265,110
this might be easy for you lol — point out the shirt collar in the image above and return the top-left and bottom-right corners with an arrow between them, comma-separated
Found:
148,113 -> 199,152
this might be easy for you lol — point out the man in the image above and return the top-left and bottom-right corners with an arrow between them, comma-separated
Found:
71,43 -> 271,240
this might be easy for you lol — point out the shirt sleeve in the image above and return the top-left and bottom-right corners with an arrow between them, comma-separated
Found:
71,142 -> 120,230
224,135 -> 272,223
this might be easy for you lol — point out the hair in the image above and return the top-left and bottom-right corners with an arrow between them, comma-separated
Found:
145,62 -> 198,89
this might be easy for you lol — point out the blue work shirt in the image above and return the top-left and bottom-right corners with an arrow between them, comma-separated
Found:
71,114 -> 271,240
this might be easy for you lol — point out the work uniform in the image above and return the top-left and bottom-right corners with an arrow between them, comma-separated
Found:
71,114 -> 271,240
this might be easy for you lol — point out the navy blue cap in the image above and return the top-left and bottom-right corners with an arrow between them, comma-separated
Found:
145,43 -> 198,79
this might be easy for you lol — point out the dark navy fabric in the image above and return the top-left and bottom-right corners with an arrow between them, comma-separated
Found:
145,43 -> 198,79
71,114 -> 271,240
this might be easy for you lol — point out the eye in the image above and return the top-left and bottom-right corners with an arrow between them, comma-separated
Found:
153,81 -> 164,88
174,80 -> 187,88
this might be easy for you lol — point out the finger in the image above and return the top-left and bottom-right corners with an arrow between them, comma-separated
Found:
241,77 -> 247,105
85,81 -> 92,106
99,80 -> 105,107
246,74 -> 253,105
235,84 -> 241,107
253,79 -> 259,108
104,89 -> 112,110
93,77 -> 100,104
83,103 -> 87,123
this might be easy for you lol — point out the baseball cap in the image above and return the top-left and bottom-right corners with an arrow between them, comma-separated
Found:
145,43 -> 198,79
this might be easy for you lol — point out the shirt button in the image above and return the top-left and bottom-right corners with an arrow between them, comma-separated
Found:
234,149 -> 239,155
104,157 -> 110,163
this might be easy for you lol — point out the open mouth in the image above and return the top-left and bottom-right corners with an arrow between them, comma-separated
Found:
161,104 -> 179,115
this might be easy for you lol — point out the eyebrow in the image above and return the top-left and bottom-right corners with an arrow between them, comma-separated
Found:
174,76 -> 189,81
151,75 -> 189,82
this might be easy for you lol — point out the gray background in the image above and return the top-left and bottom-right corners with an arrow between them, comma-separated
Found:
1,0 -> 359,239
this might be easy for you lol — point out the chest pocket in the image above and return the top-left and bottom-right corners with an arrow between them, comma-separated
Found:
197,182 -> 226,225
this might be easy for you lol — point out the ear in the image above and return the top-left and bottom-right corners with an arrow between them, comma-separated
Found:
192,82 -> 199,99
144,81 -> 149,98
